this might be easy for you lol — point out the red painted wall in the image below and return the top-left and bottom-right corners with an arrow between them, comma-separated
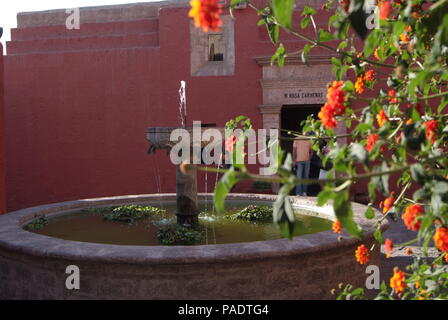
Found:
4,2 -> 337,211
0,44 -> 6,213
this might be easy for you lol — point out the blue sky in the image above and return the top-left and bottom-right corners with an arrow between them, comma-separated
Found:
1,1 -> 161,48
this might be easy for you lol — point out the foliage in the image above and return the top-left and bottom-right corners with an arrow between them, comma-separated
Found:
157,225 -> 205,245
225,205 -> 273,222
191,0 -> 448,299
24,216 -> 48,230
102,205 -> 166,223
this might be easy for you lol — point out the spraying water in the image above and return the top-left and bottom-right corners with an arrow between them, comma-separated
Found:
178,80 -> 187,128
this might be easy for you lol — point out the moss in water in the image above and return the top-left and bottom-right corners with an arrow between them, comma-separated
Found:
101,205 -> 166,223
25,216 -> 49,230
225,205 -> 273,222
157,224 -> 204,245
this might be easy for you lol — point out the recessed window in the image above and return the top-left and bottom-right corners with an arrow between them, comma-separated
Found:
208,34 -> 224,61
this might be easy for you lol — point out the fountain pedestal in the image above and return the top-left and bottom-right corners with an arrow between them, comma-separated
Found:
176,164 -> 198,225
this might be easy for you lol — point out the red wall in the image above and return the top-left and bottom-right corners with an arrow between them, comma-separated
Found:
0,44 -> 6,213
4,2 -> 332,211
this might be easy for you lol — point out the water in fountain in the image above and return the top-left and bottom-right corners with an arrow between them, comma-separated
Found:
151,156 -> 165,210
178,80 -> 187,128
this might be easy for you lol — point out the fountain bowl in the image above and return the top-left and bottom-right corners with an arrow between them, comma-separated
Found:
0,193 -> 387,299
146,126 -> 226,153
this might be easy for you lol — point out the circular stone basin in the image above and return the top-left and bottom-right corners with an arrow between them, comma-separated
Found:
0,194 -> 388,300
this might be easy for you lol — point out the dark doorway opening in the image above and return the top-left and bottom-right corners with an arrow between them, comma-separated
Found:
280,105 -> 321,196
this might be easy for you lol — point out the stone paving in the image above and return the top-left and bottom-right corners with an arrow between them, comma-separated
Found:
379,214 -> 438,284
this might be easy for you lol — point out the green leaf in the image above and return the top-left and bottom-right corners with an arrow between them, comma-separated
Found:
271,0 -> 294,30
319,29 -> 334,42
267,23 -> 280,44
365,206 -> 375,219
337,40 -> 348,50
300,16 -> 310,29
333,190 -> 363,238
301,43 -> 312,65
230,0 -> 243,7
273,181 -> 296,239
257,19 -> 266,26
302,5 -> 317,16
364,29 -> 381,57
213,168 -> 239,213
374,228 -> 383,243
271,43 -> 286,67
331,56 -> 342,67
410,163 -> 426,184
317,189 -> 334,206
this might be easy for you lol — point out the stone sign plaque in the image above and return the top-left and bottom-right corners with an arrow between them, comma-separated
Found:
263,87 -> 327,105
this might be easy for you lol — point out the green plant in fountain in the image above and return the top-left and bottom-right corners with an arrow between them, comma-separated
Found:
157,225 -> 205,245
102,205 -> 166,223
25,216 -> 48,230
189,0 -> 448,299
225,205 -> 273,222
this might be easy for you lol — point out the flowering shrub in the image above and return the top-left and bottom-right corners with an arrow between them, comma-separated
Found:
190,0 -> 448,299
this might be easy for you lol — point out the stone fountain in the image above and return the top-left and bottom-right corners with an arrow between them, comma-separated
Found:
146,124 -> 225,225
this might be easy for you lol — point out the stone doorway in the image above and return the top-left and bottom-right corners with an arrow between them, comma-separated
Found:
281,105 -> 321,196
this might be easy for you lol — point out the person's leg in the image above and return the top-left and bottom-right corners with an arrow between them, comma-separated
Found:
303,160 -> 311,195
296,162 -> 304,195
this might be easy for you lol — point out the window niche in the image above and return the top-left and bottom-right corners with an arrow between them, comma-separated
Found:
208,34 -> 224,61
190,15 -> 235,76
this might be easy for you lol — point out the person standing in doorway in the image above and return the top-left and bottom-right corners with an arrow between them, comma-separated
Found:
293,136 -> 312,196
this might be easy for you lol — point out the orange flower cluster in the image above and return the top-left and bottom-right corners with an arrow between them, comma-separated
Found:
402,204 -> 424,231
355,76 -> 365,94
332,220 -> 342,234
379,1 -> 393,20
354,70 -> 375,94
388,89 -> 398,104
355,244 -> 370,265
374,47 -> 381,60
364,70 -> 375,81
424,120 -> 438,144
225,135 -> 237,153
380,192 -> 395,214
390,267 -> 407,294
366,133 -> 379,152
384,238 -> 393,258
377,109 -> 389,127
189,0 -> 223,32
400,26 -> 412,43
434,227 -> 448,253
318,81 -> 347,129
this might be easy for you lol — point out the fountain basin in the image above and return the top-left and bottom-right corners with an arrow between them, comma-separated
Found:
0,194 -> 387,299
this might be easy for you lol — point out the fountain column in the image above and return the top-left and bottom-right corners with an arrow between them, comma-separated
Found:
176,164 -> 198,225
